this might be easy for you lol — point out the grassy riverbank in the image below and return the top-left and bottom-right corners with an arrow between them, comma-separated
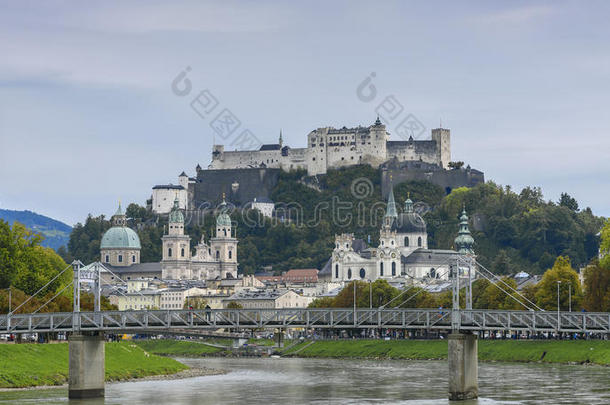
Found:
134,339 -> 225,357
0,341 -> 188,388
282,339 -> 610,366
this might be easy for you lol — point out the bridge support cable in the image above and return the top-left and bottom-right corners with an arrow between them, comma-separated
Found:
31,280 -> 74,314
464,257 -> 542,311
7,263 -> 72,316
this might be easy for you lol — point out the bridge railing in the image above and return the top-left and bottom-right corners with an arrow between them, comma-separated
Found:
0,309 -> 608,334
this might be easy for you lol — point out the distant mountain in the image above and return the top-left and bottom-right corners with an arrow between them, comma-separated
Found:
0,209 -> 72,251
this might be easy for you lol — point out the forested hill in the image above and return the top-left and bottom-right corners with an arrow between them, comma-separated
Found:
0,209 -> 71,251
64,166 -> 606,275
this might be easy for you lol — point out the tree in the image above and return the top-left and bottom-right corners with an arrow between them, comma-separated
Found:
226,301 -> 243,309
448,161 -> 464,170
559,193 -> 579,211
600,219 -> 610,269
534,256 -> 583,311
184,297 -> 208,309
491,250 -> 511,275
582,260 -> 610,312
0,220 -> 71,297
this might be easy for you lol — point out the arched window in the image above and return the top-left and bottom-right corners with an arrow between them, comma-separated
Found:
132,255 -> 136,263
418,237 -> 422,247
347,268 -> 352,279
381,240 -> 384,246
391,262 -> 396,276
223,228 -> 227,236
229,251 -> 232,259
391,240 -> 394,245
216,250 -> 220,259
335,264 -> 339,278
181,248 -> 185,257
380,262 -> 384,276
404,237 -> 409,246
105,255 -> 109,263
359,268 -> 366,279
168,248 -> 172,257
118,254 -> 123,263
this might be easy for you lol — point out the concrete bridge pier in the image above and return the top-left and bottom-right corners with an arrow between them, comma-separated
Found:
448,332 -> 478,401
68,332 -> 105,399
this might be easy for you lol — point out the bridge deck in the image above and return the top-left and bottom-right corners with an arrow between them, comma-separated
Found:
1,309 -> 609,334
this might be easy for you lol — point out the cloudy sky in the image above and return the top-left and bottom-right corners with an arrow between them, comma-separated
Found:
1,0 -> 609,225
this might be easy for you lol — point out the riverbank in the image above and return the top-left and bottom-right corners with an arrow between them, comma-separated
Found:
282,339 -> 610,366
0,341 -> 195,388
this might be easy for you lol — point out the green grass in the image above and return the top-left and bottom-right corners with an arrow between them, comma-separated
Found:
282,339 -> 610,366
0,341 -> 188,388
134,339 -> 224,357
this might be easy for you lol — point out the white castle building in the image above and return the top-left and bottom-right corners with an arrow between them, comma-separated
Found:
209,118 -> 451,176
329,188 -> 475,283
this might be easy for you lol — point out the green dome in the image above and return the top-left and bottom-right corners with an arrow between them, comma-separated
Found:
101,226 -> 141,249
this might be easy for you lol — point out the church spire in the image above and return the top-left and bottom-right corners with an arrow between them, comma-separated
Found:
404,192 -> 414,213
279,129 -> 283,147
112,200 -> 126,226
385,186 -> 398,219
454,206 -> 475,254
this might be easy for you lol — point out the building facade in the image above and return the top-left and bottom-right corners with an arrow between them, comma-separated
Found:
208,119 -> 451,176
330,188 -> 474,283
161,196 -> 239,280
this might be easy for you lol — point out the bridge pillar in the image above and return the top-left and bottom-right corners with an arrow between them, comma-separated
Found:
448,332 -> 478,401
69,332 -> 105,399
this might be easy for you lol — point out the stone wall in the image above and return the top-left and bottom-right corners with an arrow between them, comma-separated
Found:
192,167 -> 282,207
380,160 -> 485,197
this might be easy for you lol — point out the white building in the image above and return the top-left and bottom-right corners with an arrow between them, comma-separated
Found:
151,172 -> 194,214
161,196 -> 238,280
327,188 -> 475,283
209,119 -> 451,176
251,197 -> 274,218
224,289 -> 312,309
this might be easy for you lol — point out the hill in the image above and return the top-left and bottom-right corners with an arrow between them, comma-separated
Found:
0,209 -> 72,251
65,166 -> 605,275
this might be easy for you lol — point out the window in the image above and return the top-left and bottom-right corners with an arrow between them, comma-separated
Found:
181,248 -> 185,257
118,255 -> 123,263
335,264 -> 339,278
168,248 -> 172,257
391,262 -> 396,276
391,240 -> 394,245
405,237 -> 409,246
347,268 -> 352,279
418,237 -> 422,247
223,228 -> 227,236
132,255 -> 136,263
105,255 -> 109,263
380,262 -> 384,276
216,250 -> 220,259
229,251 -> 232,259
359,268 -> 365,279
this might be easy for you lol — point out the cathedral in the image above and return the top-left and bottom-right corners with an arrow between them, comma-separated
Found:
161,196 -> 238,280
100,197 -> 238,281
330,188 -> 475,283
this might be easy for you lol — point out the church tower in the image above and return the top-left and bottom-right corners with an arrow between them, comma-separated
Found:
378,185 -> 399,278
161,196 -> 192,279
454,208 -> 475,255
209,196 -> 238,279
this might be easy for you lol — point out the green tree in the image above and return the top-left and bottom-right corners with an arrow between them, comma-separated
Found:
535,256 -> 583,310
559,192 -> 579,211
0,220 -> 71,297
226,301 -> 243,309
600,219 -> 610,269
582,260 -> 610,312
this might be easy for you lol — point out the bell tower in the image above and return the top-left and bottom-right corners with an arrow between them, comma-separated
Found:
209,195 -> 238,279
161,196 -> 191,279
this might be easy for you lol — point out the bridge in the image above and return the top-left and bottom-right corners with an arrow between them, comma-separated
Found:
3,260 -> 609,401
2,308 -> 609,334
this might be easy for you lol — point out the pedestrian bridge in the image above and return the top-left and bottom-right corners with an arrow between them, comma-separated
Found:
2,308 -> 609,334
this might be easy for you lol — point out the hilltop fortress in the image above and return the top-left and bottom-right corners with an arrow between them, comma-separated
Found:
151,118 -> 483,213
209,118 -> 451,176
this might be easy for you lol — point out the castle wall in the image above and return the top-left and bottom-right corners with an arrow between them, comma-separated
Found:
192,168 -> 281,207
380,161 -> 485,198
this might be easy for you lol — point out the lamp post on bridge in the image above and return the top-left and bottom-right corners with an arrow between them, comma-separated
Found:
556,280 -> 561,334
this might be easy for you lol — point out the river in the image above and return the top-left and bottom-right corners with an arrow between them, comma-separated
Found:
0,357 -> 607,404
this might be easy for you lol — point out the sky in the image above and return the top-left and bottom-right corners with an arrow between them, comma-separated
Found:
0,0 -> 609,226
